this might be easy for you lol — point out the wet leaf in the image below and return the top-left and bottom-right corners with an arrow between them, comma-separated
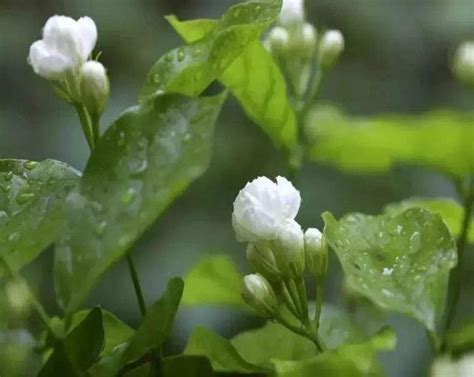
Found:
323,208 -> 457,333
162,355 -> 214,377
140,0 -> 282,98
55,93 -> 225,312
182,255 -> 246,309
309,107 -> 474,178
0,159 -> 80,272
445,317 -> 474,355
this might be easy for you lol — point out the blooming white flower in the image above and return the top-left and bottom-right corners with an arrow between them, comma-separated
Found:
453,41 -> 474,86
242,274 -> 278,318
80,61 -> 109,117
232,176 -> 301,243
319,30 -> 345,70
28,15 -> 97,80
279,0 -> 305,26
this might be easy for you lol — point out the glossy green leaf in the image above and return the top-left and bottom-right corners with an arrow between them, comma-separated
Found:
318,305 -> 365,349
87,344 -> 127,377
182,255 -> 246,309
0,159 -> 79,272
55,93 -> 225,312
272,327 -> 396,377
38,344 -> 79,377
384,198 -> 474,244
140,0 -> 282,98
168,16 -> 297,150
323,208 -> 457,332
308,107 -> 474,178
162,355 -> 214,377
122,277 -> 184,365
184,326 -> 268,374
445,317 -> 474,355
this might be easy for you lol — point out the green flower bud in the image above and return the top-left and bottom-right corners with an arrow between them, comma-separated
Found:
304,228 -> 328,281
5,279 -> 31,315
80,60 -> 110,118
267,27 -> 290,55
272,219 -> 305,279
452,41 -> 474,87
246,243 -> 281,281
242,274 -> 279,318
319,30 -> 344,70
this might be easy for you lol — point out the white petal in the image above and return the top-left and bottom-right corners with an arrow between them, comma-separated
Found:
276,176 -> 301,219
77,17 -> 97,60
28,40 -> 71,80
43,15 -> 83,66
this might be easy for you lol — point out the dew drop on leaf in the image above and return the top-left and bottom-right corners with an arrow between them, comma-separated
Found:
4,171 -> 13,181
23,161 -> 39,170
15,192 -> 35,205
95,221 -> 108,236
177,48 -> 185,62
8,232 -> 20,242
121,188 -> 137,205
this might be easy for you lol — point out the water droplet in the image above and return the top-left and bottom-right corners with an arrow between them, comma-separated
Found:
409,231 -> 421,252
117,131 -> 126,147
233,8 -> 241,18
382,288 -> 393,297
24,161 -> 39,170
192,48 -> 202,57
8,232 -> 20,242
95,221 -> 107,236
0,211 -> 8,220
382,267 -> 394,276
165,52 -> 174,62
4,172 -> 13,181
177,48 -> 185,62
121,188 -> 137,205
15,192 -> 35,205
152,73 -> 161,84
128,159 -> 148,175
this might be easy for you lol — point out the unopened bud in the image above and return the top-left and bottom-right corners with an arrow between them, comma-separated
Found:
242,274 -> 279,318
272,219 -> 305,279
80,61 -> 109,118
319,30 -> 344,70
452,41 -> 474,87
5,280 -> 31,315
304,228 -> 328,281
267,27 -> 290,54
246,243 -> 281,281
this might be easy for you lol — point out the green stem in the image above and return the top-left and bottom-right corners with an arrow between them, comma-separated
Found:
444,179 -> 473,333
126,254 -> 147,318
295,277 -> 310,323
276,314 -> 325,353
75,104 -> 95,151
281,282 -> 301,319
284,278 -> 304,321
314,282 -> 324,329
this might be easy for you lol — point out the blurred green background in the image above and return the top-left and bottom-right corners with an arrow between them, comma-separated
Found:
0,0 -> 473,376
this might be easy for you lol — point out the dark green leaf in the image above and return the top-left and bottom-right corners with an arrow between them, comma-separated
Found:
168,17 -> 298,150
140,0 -> 282,98
308,107 -> 474,178
122,277 -> 184,365
184,326 -> 268,374
55,93 -> 225,312
182,255 -> 247,309
323,208 -> 457,332
384,198 -> 474,244
162,355 -> 214,377
0,159 -> 79,272
38,344 -> 79,377
445,317 -> 474,355
87,344 -> 127,377
65,307 -> 105,372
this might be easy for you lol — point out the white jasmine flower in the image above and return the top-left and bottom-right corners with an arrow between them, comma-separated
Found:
232,176 -> 301,243
319,29 -> 345,69
28,15 -> 97,80
453,41 -> 474,86
242,274 -> 278,318
279,0 -> 305,26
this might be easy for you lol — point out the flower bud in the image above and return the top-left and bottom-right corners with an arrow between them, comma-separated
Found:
246,243 -> 281,280
80,61 -> 109,118
5,280 -> 31,315
272,219 -> 305,279
279,0 -> 305,26
242,274 -> 279,318
319,30 -> 344,70
28,15 -> 97,81
452,41 -> 474,87
267,27 -> 290,54
304,228 -> 328,281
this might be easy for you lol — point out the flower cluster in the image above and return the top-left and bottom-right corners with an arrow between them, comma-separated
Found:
232,176 -> 328,326
28,16 -> 109,123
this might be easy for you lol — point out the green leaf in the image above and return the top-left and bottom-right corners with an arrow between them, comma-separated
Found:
182,255 -> 246,309
140,0 -> 282,98
0,159 -> 79,272
38,344 -> 79,377
167,16 -> 297,151
323,208 -> 457,333
184,326 -> 268,374
445,317 -> 474,355
54,93 -> 225,312
162,355 -> 214,377
122,277 -> 184,365
272,327 -> 396,377
384,198 -> 474,244
308,107 -> 474,178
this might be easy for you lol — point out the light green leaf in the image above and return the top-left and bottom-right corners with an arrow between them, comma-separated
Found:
272,327 -> 396,377
182,255 -> 246,309
122,277 -> 184,365
445,317 -> 474,355
167,16 -> 298,151
140,0 -> 282,99
308,107 -> 474,178
0,159 -> 80,272
184,326 -> 268,374
54,93 -> 225,312
162,355 -> 214,377
384,198 -> 474,244
323,208 -> 457,333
